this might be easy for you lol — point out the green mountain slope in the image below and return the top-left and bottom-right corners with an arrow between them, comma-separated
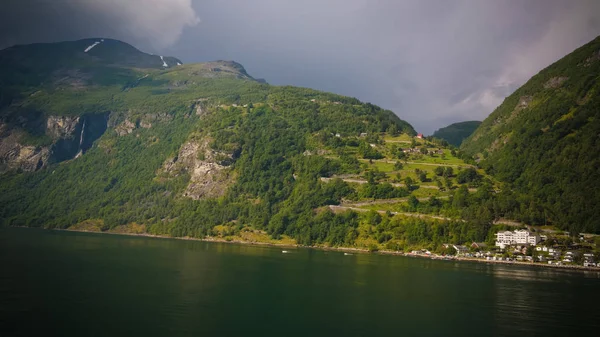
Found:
432,121 -> 481,146
4,38 -> 465,248
462,35 -> 600,233
6,38 -> 575,252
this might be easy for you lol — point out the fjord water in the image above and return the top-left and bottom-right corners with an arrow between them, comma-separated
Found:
1,228 -> 599,337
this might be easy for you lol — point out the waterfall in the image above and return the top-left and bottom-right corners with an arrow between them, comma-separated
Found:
79,119 -> 86,147
74,119 -> 85,159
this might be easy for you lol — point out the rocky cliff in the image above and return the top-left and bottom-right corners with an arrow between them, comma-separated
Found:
0,113 -> 108,172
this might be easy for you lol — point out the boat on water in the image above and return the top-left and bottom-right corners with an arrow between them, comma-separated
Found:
282,250 -> 289,253
344,253 -> 353,256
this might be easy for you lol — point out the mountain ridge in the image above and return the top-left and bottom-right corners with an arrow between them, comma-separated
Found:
2,36 -> 598,254
462,35 -> 600,232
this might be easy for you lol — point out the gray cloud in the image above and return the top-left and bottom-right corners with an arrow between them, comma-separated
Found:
0,0 -> 198,49
2,0 -> 600,134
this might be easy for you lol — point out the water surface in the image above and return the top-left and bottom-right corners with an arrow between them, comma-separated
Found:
1,228 -> 599,337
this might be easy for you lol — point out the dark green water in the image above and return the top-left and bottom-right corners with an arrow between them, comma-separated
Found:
1,228 -> 599,337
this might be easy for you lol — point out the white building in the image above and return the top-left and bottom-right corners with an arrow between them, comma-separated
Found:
495,230 -> 540,249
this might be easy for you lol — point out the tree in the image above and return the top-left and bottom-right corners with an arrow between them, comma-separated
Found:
365,210 -> 382,225
364,169 -> 386,185
390,144 -> 399,157
429,196 -> 441,208
444,177 -> 453,190
358,141 -> 383,159
388,124 -> 399,136
408,195 -> 419,210
418,171 -> 427,182
452,185 -> 469,208
394,161 -> 404,171
404,177 -> 414,191
456,167 -> 480,184
443,166 -> 454,178
434,166 -> 444,176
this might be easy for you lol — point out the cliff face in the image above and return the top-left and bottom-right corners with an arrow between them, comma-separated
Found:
161,138 -> 234,200
0,122 -> 50,171
0,113 -> 108,172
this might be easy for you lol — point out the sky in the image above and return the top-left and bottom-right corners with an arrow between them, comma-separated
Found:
2,1 -> 600,134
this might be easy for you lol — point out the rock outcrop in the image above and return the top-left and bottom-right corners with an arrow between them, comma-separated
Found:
113,112 -> 172,136
0,113 -> 108,173
0,123 -> 50,172
115,119 -> 136,136
162,138 -> 234,199
46,116 -> 80,139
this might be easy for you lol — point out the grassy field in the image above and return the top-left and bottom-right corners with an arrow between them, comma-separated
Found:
401,151 -> 467,166
383,133 -> 418,143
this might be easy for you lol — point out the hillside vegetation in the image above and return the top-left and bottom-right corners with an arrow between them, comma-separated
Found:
462,35 -> 600,233
2,37 -> 597,254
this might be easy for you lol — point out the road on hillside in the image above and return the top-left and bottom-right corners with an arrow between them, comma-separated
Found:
328,205 -> 462,221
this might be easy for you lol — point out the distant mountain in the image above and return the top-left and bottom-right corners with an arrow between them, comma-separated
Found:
462,35 -> 600,232
431,121 -> 481,146
0,38 -> 182,87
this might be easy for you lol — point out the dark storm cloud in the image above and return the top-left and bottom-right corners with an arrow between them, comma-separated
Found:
0,0 -> 198,50
2,1 -> 600,134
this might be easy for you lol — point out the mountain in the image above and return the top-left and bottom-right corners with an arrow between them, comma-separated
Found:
462,35 -> 600,233
431,121 -> 481,147
0,38 -> 265,171
3,38 -> 460,249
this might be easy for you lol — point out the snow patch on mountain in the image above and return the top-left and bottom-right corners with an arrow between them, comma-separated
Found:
84,41 -> 102,53
160,56 -> 168,67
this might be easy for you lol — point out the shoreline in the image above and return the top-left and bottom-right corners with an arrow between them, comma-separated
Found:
20,227 -> 600,273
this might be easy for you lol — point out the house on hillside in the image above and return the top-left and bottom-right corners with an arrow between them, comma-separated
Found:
452,245 -> 469,256
416,133 -> 424,139
471,242 -> 487,250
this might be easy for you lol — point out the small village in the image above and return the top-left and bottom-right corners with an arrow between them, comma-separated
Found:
409,229 -> 600,269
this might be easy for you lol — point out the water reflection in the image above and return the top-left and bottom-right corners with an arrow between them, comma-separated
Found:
2,228 -> 600,337
489,263 -> 600,335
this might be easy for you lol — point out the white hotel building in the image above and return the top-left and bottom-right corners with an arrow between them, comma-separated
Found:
495,230 -> 540,249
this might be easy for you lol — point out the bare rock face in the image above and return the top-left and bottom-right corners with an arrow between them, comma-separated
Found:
1,113 -> 108,173
0,123 -> 50,172
112,113 -> 172,136
505,95 -> 533,123
583,50 -> 600,67
194,99 -> 210,117
162,138 -> 234,200
517,95 -> 533,109
115,119 -> 136,136
543,76 -> 568,89
46,116 -> 80,139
